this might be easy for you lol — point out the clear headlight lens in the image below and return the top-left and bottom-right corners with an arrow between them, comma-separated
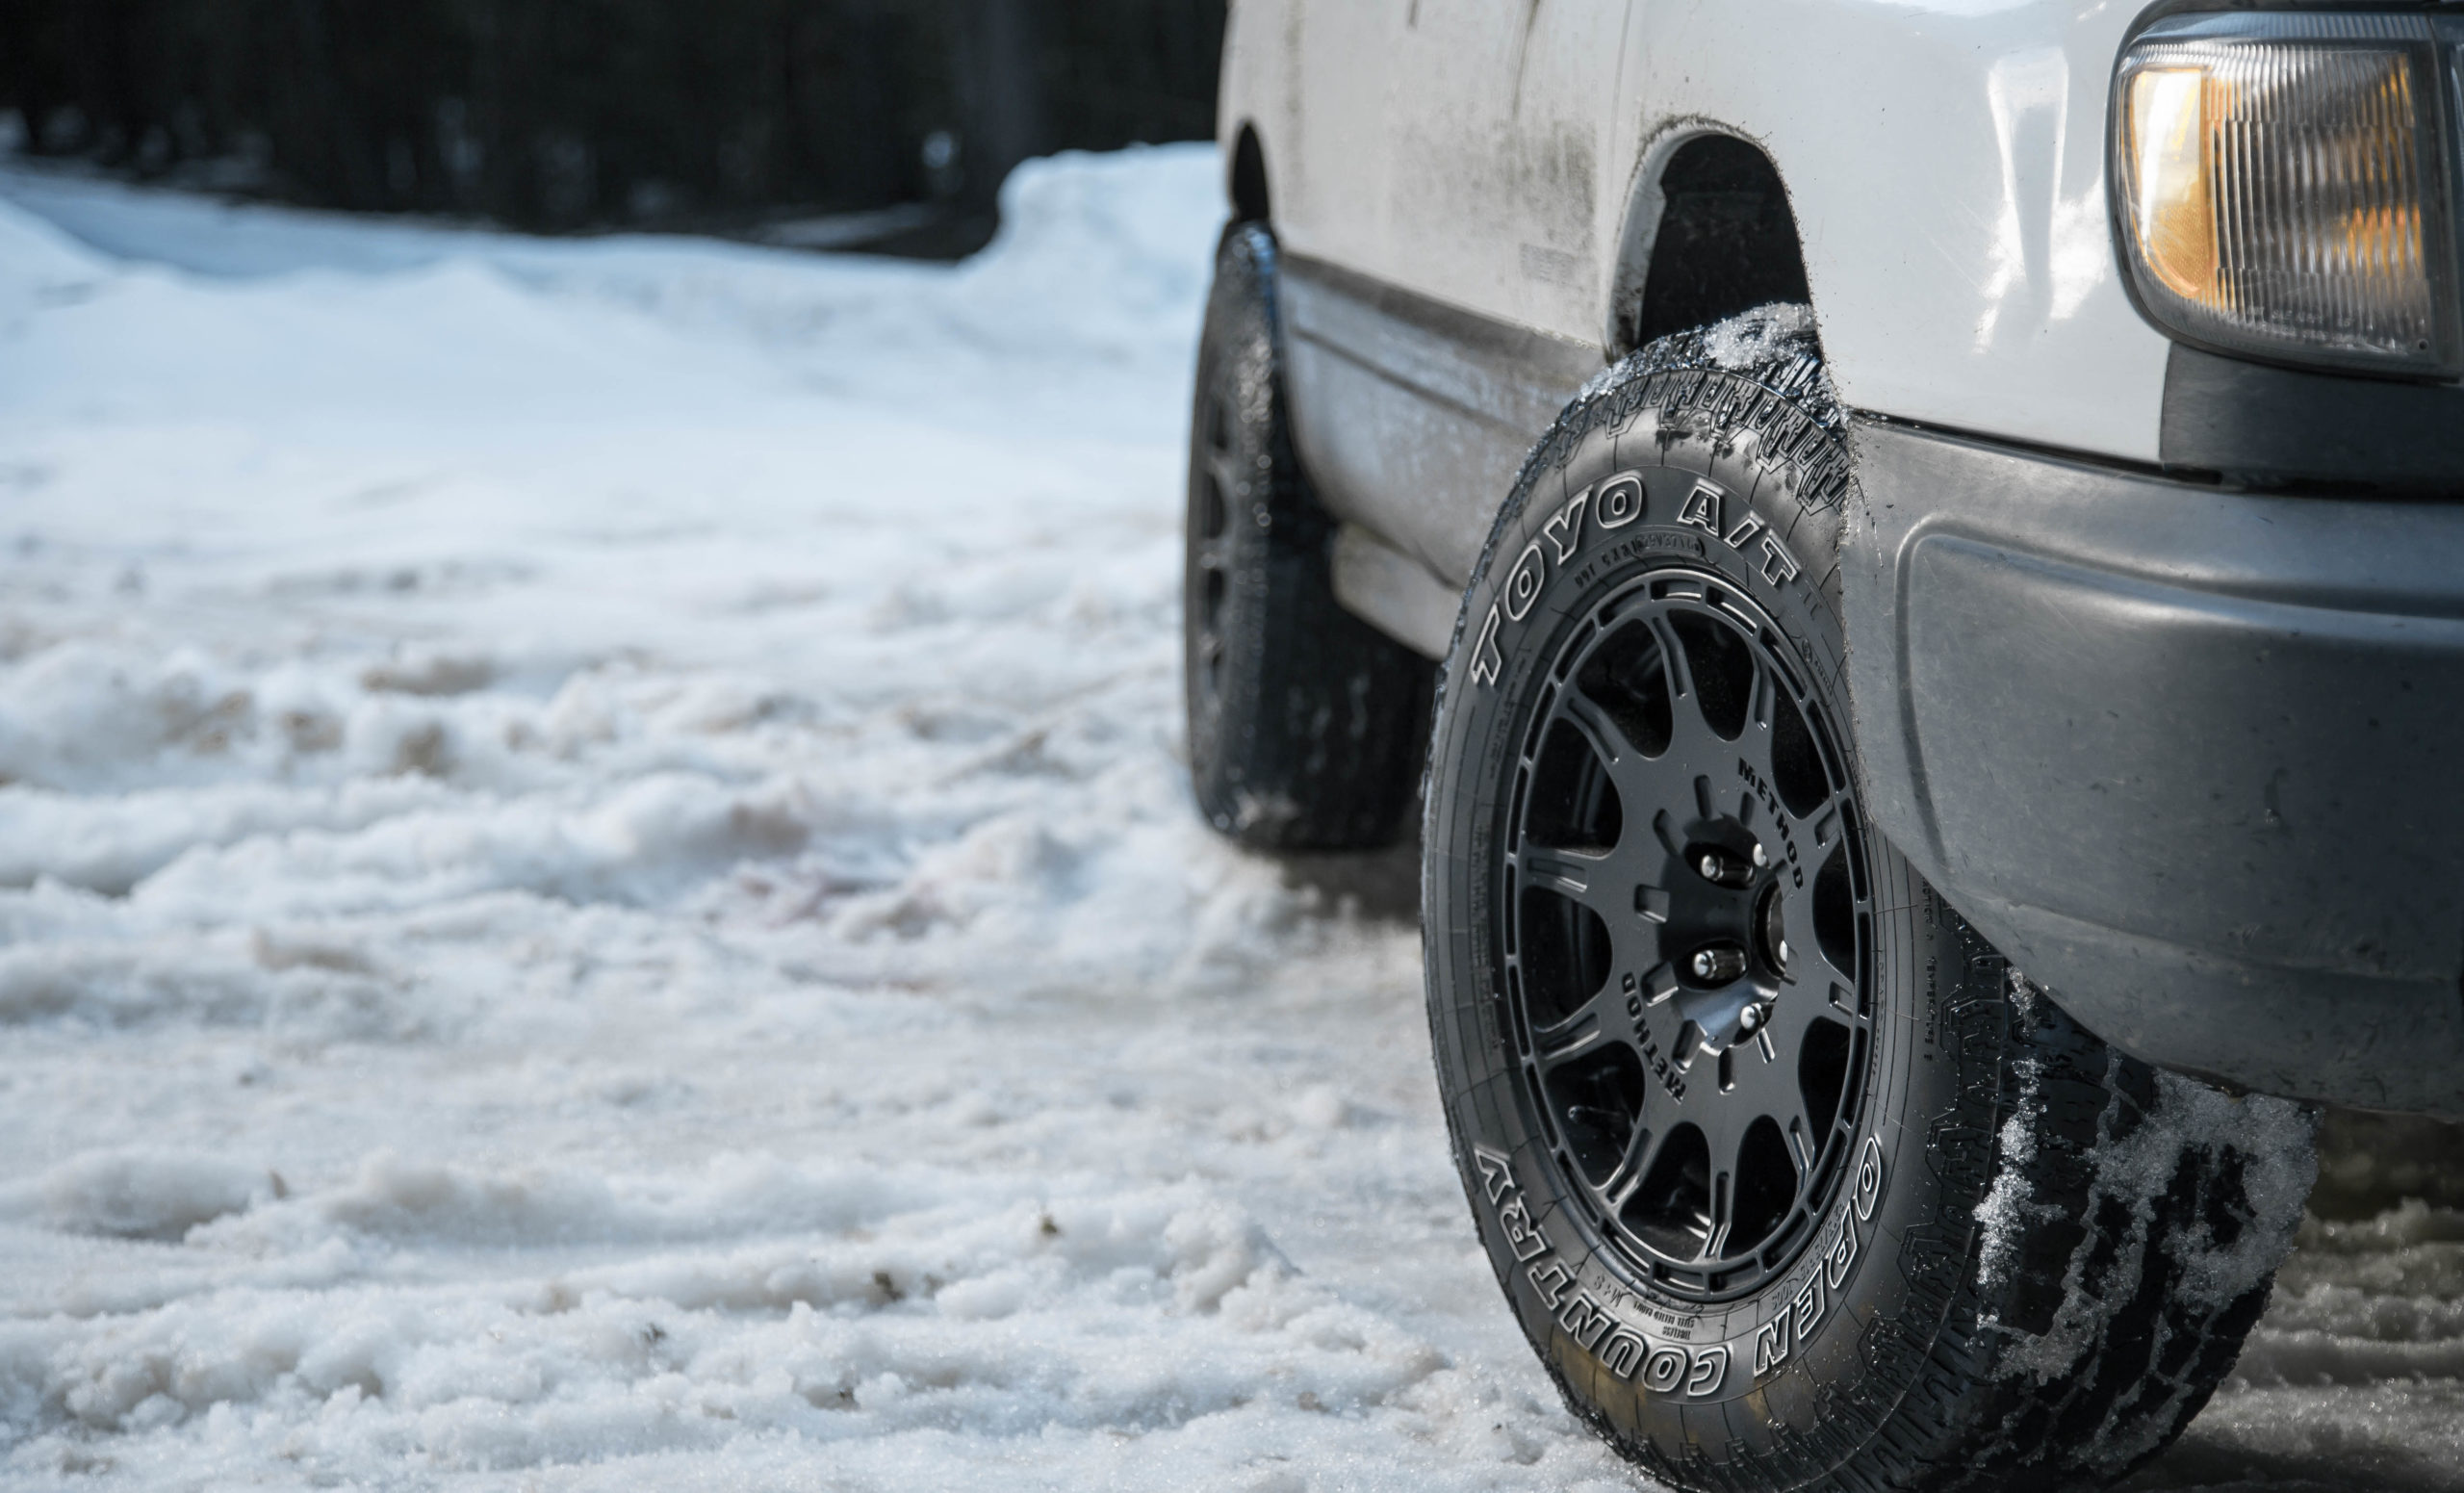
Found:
2114,14 -> 2457,375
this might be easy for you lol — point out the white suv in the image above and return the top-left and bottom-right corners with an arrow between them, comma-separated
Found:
1181,5 -> 2464,1489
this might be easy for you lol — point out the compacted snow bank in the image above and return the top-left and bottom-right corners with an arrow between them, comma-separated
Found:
0,148 -> 2456,1492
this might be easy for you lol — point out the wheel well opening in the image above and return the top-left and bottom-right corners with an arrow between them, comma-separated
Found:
1230,124 -> 1270,225
1624,136 -> 1810,350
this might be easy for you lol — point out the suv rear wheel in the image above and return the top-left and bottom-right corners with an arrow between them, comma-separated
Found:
1183,223 -> 1432,851
1422,314 -> 2317,1492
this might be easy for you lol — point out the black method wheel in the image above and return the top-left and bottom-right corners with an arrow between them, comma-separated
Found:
1423,311 -> 2319,1493
1506,569 -> 1870,1305
1184,222 -> 1432,851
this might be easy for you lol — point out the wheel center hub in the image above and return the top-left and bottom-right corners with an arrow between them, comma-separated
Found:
1667,823 -> 1784,1053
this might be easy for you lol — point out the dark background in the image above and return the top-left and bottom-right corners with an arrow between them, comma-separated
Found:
0,0 -> 1225,253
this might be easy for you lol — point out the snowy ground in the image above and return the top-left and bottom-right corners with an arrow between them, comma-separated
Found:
0,148 -> 2456,1492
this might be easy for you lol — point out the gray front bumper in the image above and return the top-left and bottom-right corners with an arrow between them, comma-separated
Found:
1843,420 -> 2464,1118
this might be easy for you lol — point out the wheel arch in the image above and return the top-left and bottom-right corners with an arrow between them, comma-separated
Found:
1605,126 -> 1812,358
1228,121 -> 1271,227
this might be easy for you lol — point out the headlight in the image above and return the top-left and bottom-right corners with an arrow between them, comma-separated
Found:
2113,13 -> 2458,376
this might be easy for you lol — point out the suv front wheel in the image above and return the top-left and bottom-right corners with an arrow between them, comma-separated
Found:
1422,313 -> 2317,1492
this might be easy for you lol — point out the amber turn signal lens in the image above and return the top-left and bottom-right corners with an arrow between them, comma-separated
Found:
2125,69 -> 2216,302
2113,16 -> 2454,374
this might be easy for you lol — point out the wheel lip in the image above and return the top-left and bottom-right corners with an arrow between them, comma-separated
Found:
1496,559 -> 1877,1306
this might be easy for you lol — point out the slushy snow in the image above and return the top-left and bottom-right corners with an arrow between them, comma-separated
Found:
0,147 -> 2455,1492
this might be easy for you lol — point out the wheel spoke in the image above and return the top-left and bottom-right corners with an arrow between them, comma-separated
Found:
1603,1121 -> 1673,1210
1702,1143 -> 1736,1260
1784,1108 -> 1819,1178
1553,697 -> 1676,903
1651,807 -> 1684,861
1764,1094 -> 1818,1190
1751,988 -> 1820,1059
1691,1089 -> 1742,1187
1658,651 -> 1732,766
1558,689 -> 1635,768
1761,966 -> 1863,1061
1516,847 -> 1625,926
1649,616 -> 1697,706
1797,777 -> 1846,821
1530,980 -> 1627,1065
1729,1030 -> 1810,1140
1774,785 -> 1849,857
1627,979 -> 1691,1049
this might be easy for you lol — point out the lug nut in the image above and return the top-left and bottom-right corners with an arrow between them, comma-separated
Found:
1694,847 -> 1754,888
1689,942 -> 1747,983
1757,885 -> 1791,975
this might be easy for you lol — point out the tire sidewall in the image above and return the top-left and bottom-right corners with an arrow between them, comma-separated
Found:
1424,386 -> 1999,1473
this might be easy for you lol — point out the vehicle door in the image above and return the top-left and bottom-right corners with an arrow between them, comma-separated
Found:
1278,0 -> 1635,588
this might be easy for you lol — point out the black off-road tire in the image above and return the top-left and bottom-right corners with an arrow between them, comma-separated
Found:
1184,223 -> 1433,851
1423,314 -> 2317,1492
